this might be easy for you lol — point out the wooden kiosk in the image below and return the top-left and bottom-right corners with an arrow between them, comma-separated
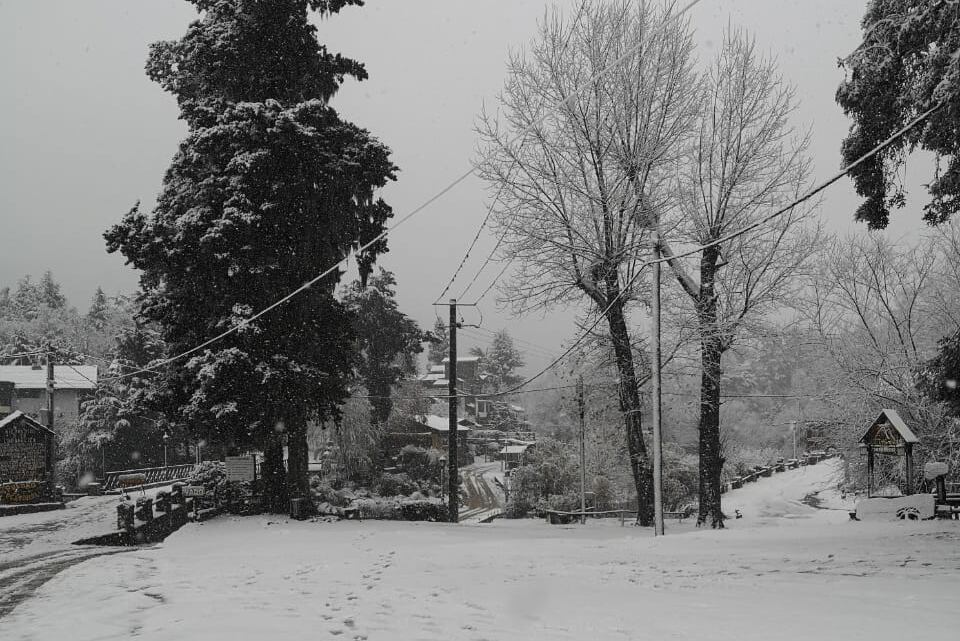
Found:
858,409 -> 918,497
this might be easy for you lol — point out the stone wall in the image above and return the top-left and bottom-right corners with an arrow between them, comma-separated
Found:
0,423 -> 48,483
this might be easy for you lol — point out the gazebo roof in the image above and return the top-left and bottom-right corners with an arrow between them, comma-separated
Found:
859,409 -> 919,446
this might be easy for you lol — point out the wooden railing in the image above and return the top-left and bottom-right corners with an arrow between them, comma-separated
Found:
103,464 -> 197,491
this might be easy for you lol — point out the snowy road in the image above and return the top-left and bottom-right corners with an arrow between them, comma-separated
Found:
0,488 -> 176,618
459,461 -> 504,521
2,461 -> 958,640
0,496 -> 133,617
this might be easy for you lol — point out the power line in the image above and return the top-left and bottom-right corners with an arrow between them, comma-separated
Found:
98,0 -> 708,384
443,0 -> 589,303
458,229 -> 507,300
434,181 -> 508,304
651,101 -> 945,267
448,102 -> 948,400
466,325 -> 565,359
356,382 -> 580,401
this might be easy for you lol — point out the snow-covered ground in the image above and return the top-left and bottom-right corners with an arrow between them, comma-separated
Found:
0,486 -> 179,617
1,460 -> 958,640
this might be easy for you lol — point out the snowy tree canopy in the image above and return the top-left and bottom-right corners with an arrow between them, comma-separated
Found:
837,0 -> 960,228
104,0 -> 396,508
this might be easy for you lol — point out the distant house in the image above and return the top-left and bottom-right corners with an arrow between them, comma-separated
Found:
500,441 -> 535,471
417,356 -> 529,431
0,365 -> 98,428
384,414 -> 473,466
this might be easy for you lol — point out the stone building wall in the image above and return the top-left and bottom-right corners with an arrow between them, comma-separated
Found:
0,423 -> 48,482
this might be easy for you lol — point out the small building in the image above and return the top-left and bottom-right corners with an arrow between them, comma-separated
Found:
500,442 -> 535,471
0,365 -> 98,427
858,409 -> 919,497
384,415 -> 473,466
422,415 -> 473,465
0,411 -> 55,500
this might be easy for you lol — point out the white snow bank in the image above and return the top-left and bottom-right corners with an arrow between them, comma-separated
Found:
2,461 -> 957,640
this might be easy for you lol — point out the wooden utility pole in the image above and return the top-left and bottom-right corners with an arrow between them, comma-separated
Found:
651,234 -> 664,536
447,299 -> 459,523
577,374 -> 586,524
45,350 -> 56,497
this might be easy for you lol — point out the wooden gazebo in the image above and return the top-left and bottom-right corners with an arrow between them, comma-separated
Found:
858,409 -> 919,497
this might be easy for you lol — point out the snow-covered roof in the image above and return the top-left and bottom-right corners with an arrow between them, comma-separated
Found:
0,410 -> 54,435
0,365 -> 98,390
501,444 -> 533,455
860,409 -> 919,445
441,356 -> 481,363
422,415 -> 471,431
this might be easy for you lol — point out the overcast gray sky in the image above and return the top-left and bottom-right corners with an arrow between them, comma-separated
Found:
0,0 -> 933,373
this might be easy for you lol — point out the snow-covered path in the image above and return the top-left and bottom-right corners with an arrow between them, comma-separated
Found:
1,461 -> 958,640
459,461 -> 504,521
0,486 -> 175,617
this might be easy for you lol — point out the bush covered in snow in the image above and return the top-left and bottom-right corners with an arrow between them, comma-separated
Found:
375,472 -> 418,497
188,461 -> 227,494
352,496 -> 447,521
396,445 -> 442,482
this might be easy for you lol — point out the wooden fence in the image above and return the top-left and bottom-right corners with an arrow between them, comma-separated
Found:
102,464 -> 197,492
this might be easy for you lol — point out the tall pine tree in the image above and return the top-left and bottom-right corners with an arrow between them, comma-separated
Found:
105,0 -> 396,511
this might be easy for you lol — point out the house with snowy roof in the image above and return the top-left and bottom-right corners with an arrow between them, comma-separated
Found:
0,365 -> 98,428
417,356 -> 528,430
383,413 -> 474,466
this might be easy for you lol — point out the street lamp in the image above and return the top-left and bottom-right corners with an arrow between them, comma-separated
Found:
439,455 -> 447,501
163,432 -> 170,468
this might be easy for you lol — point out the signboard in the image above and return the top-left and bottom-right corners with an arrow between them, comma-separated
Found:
225,455 -> 256,482
182,485 -> 206,497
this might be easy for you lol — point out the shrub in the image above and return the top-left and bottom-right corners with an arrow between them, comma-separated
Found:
374,472 -> 417,497
188,461 -> 227,493
591,475 -> 614,511
311,480 -> 352,507
538,492 -> 581,513
396,445 -> 441,482
503,496 -> 534,518
398,499 -> 447,522
350,496 -> 445,521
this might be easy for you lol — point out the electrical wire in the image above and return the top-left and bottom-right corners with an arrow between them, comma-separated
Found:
650,101 -> 946,266
97,0 -> 708,384
442,0 -> 590,303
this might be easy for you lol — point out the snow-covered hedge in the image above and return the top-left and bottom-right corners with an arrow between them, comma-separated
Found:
188,461 -> 227,494
351,497 -> 447,521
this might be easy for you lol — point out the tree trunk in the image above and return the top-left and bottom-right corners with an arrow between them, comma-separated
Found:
697,246 -> 725,528
605,298 -> 654,526
262,432 -> 288,513
286,417 -> 311,507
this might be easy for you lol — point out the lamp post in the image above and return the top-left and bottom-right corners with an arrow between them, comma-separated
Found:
163,432 -> 170,468
790,421 -> 797,461
439,455 -> 447,502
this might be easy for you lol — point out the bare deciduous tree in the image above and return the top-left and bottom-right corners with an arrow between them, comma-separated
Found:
476,0 -> 700,523
661,29 -> 818,527
805,230 -> 960,486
